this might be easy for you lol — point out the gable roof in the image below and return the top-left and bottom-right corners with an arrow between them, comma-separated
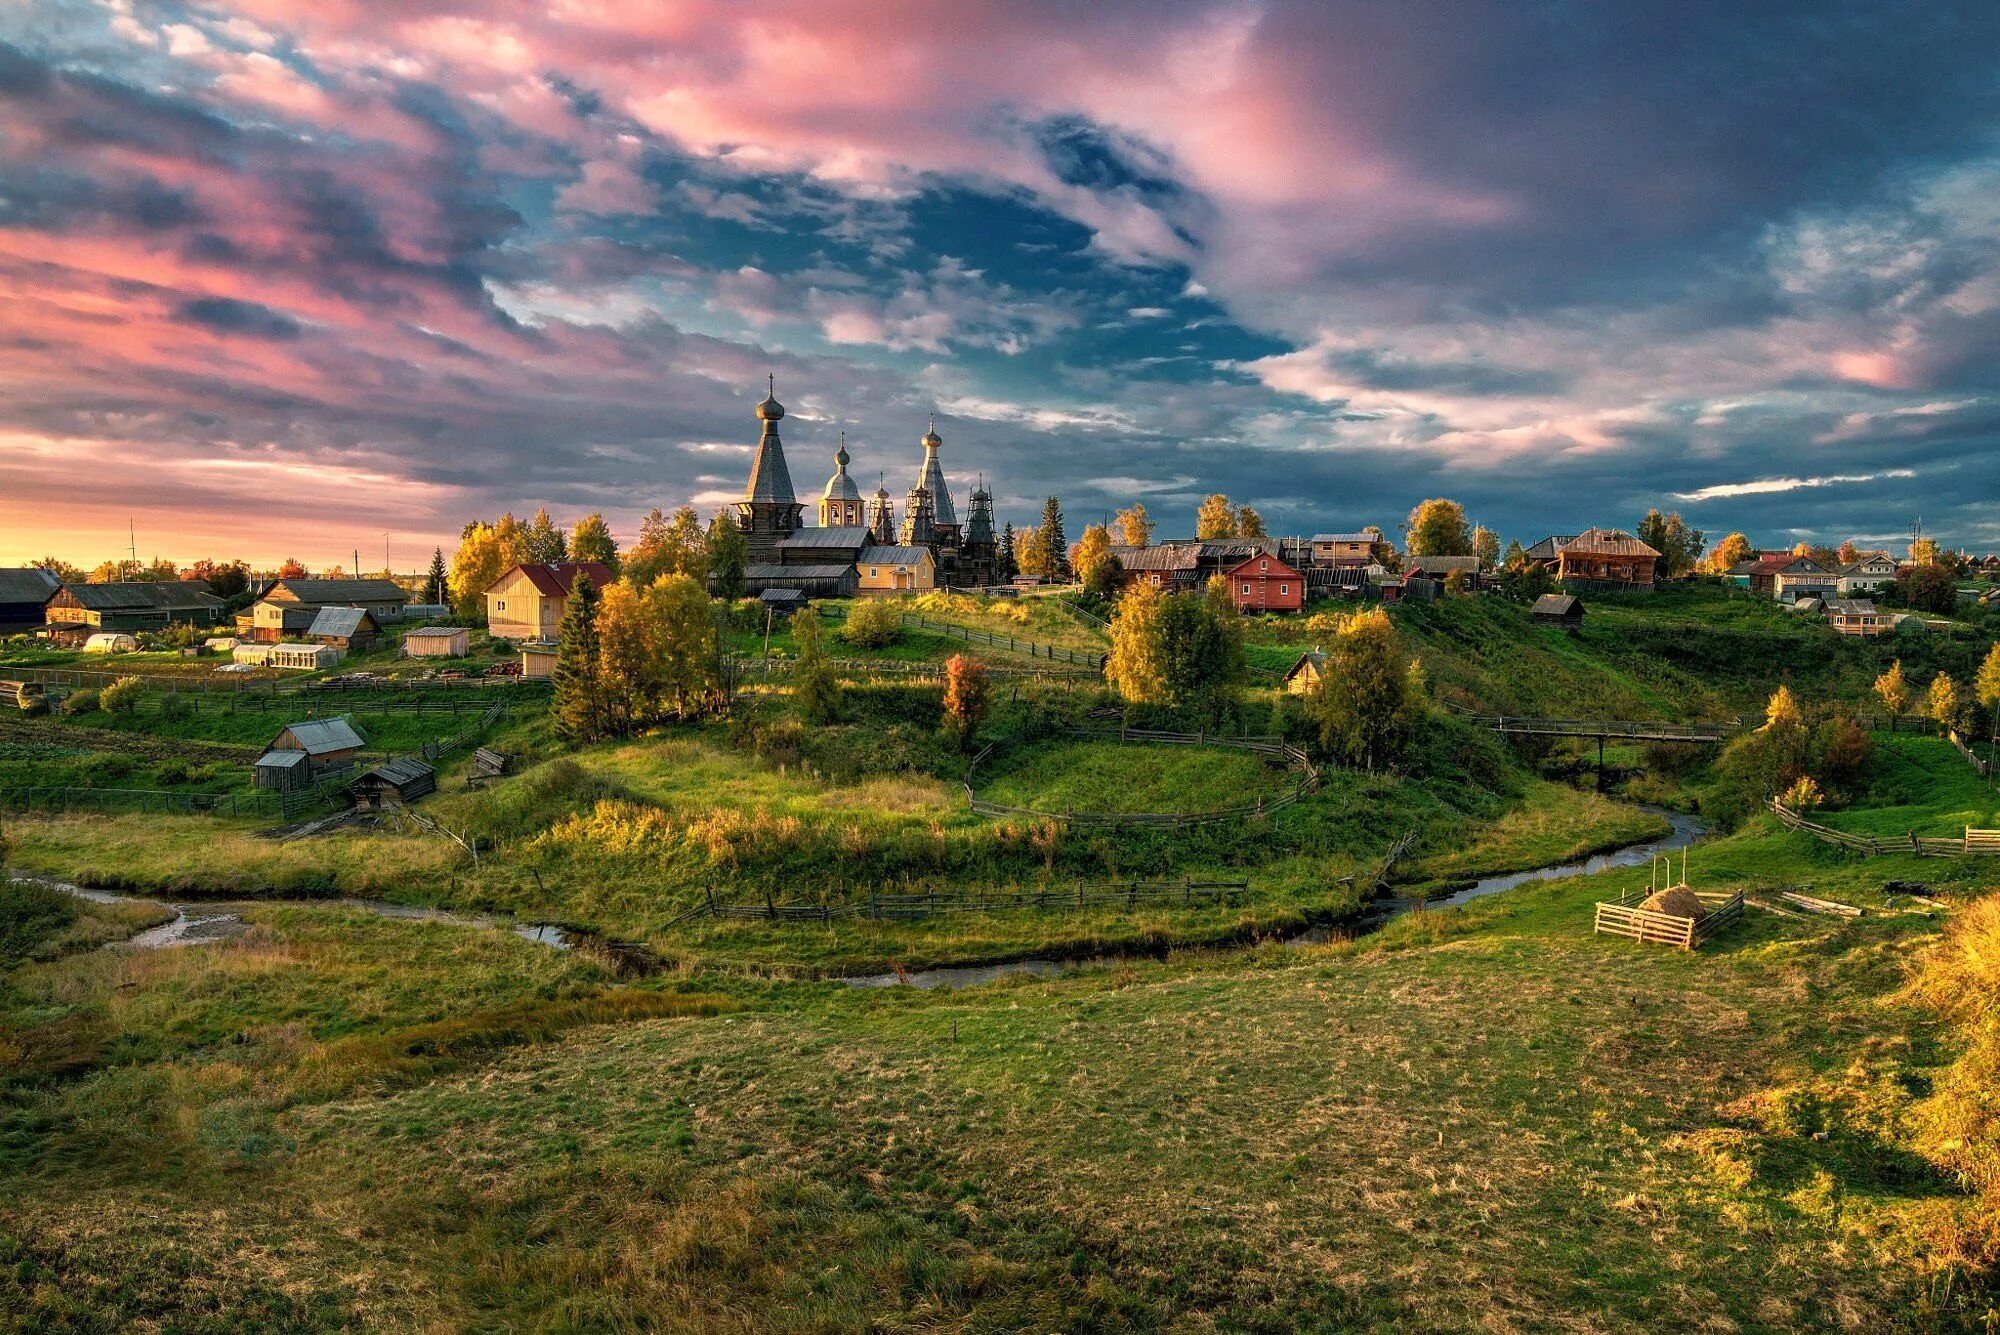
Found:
1824,598 -> 1877,615
306,606 -> 376,639
1558,528 -> 1660,559
858,545 -> 930,566
269,578 -> 408,604
1405,555 -> 1482,575
276,717 -> 365,755
404,625 -> 468,639
1284,650 -> 1326,680
57,581 -> 222,612
1532,593 -> 1581,616
1311,532 -> 1376,545
0,568 -> 60,604
361,756 -> 435,787
1108,544 -> 1201,572
495,562 -> 616,598
1524,535 -> 1577,561
779,526 -> 874,550
1222,551 -> 1302,578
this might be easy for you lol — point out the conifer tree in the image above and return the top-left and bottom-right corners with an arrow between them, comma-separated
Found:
792,606 -> 841,724
1038,496 -> 1070,581
996,522 -> 1018,581
425,547 -> 448,605
550,574 -> 604,740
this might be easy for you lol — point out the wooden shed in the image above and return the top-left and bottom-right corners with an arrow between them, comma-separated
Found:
350,757 -> 437,810
1283,650 -> 1326,696
520,641 -> 559,678
404,626 -> 471,658
306,605 -> 380,652
1531,593 -> 1584,627
261,717 -> 365,776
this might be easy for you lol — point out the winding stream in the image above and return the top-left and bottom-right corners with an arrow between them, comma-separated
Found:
14,804 -> 1708,991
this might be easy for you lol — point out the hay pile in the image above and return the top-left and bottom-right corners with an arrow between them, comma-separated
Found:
1638,886 -> 1705,919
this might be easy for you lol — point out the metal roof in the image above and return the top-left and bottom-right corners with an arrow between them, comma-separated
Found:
0,568 -> 60,603
1824,598 -> 1877,615
1108,544 -> 1201,572
403,625 -> 469,638
745,563 -> 852,580
269,578 -> 408,604
778,527 -> 873,550
306,606 -> 374,639
1532,593 -> 1580,615
858,545 -> 930,565
277,717 -> 366,755
362,757 -> 434,786
1311,533 -> 1376,545
255,749 -> 308,770
494,563 -> 616,598
58,581 -> 223,611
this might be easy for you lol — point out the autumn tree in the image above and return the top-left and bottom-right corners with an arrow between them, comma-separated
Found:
1403,498 -> 1471,556
1195,494 -> 1235,541
571,514 -> 619,570
1235,505 -> 1267,541
1755,684 -> 1811,793
594,581 -> 653,734
186,559 -> 249,599
940,654 -> 989,751
646,574 -> 719,720
1105,581 -> 1170,705
1874,660 -> 1909,732
1911,535 -> 1940,566
550,574 -> 605,740
792,605 -> 841,724
1836,540 -> 1861,567
1311,608 -> 1424,771
1084,551 -> 1124,601
1072,524 -> 1114,588
1927,673 -> 1961,737
523,508 -> 567,563
1471,526 -> 1500,570
1704,532 -> 1753,574
706,508 -> 748,601
1636,509 -> 1704,578
491,512 -> 526,567
448,522 -> 510,621
1115,504 -> 1154,548
1977,644 -> 2000,781
627,506 -> 706,587
277,557 -> 310,580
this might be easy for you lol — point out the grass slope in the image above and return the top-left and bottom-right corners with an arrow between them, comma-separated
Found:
975,738 -> 1287,814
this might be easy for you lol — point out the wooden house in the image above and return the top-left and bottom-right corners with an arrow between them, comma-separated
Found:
403,626 -> 470,657
742,563 -> 857,599
306,606 -> 380,652
483,562 -> 617,641
1222,551 -> 1305,614
0,568 -> 59,634
247,601 -> 319,642
1739,553 -> 1797,597
349,757 -> 436,810
1825,597 -> 1887,637
1531,593 -> 1584,627
1836,552 -> 1898,595
1108,544 -> 1203,593
1772,556 -> 1838,603
1542,529 -> 1659,590
1283,650 -> 1327,696
1404,555 -> 1483,586
260,578 -> 411,622
1310,533 -> 1376,568
45,581 -> 224,633
254,716 -> 365,789
855,545 -> 937,594
519,642 -> 559,678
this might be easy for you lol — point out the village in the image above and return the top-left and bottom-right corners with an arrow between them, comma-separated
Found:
8,420 -> 2000,1328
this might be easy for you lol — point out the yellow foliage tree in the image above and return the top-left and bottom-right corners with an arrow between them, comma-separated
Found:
448,522 -> 509,621
1105,580 -> 1170,704
1115,504 -> 1154,548
1073,523 -> 1114,587
1875,660 -> 1909,732
1195,494 -> 1235,540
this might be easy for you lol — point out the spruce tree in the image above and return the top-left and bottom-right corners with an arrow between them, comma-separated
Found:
1038,496 -> 1070,581
425,547 -> 448,605
550,575 -> 604,740
996,522 -> 1018,581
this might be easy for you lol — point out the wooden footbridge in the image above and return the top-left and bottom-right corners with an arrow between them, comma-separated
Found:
1474,715 -> 1741,744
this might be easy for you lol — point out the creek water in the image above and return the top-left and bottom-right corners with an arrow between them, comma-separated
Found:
11,874 -> 575,951
840,805 -> 1708,990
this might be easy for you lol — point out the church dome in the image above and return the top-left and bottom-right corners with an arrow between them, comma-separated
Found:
756,374 -> 784,422
823,445 -> 861,502
920,412 -> 942,448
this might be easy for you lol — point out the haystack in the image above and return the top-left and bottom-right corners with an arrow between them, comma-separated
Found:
1638,886 -> 1705,919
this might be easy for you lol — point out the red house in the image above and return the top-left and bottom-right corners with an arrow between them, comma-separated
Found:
1222,551 -> 1305,614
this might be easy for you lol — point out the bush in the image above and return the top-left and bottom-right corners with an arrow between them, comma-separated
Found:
62,688 -> 100,716
100,676 -> 145,716
840,599 -> 902,649
157,692 -> 191,721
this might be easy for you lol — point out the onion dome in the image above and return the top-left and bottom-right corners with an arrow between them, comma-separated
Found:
755,372 -> 784,422
920,412 -> 942,448
822,432 -> 861,502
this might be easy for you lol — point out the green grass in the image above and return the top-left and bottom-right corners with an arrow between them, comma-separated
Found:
975,737 -> 1289,814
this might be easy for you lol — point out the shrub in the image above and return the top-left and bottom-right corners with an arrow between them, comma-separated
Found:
157,692 -> 191,721
840,599 -> 901,648
100,676 -> 145,716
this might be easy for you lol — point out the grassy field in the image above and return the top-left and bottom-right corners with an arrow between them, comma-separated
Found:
974,737 -> 1289,814
1,818 -> 1991,1330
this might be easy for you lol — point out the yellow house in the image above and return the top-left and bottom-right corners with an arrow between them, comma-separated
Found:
483,562 -> 616,641
855,545 -> 936,594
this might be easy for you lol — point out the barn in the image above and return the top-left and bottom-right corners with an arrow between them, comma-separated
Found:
404,626 -> 471,657
0,568 -> 59,634
1531,593 -> 1584,627
254,716 -> 365,789
350,757 -> 437,809
306,605 -> 380,652
46,581 -> 224,634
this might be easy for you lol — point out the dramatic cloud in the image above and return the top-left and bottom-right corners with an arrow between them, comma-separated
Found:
1,0 -> 1998,565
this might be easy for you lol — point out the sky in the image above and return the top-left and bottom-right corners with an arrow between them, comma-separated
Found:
3,0 -> 1998,569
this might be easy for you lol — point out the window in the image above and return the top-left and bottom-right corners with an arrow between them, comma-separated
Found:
1279,584 -> 1289,595
496,600 -> 506,612
1242,583 -> 1252,595
1259,560 -> 1268,571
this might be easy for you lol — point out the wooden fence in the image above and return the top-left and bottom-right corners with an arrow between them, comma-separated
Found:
962,725 -> 1321,828
1594,888 -> 1744,949
1769,798 -> 2000,857
1948,730 -> 1993,778
735,654 -> 1098,683
899,612 -> 1106,668
668,877 -> 1252,926
0,785 -> 281,818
